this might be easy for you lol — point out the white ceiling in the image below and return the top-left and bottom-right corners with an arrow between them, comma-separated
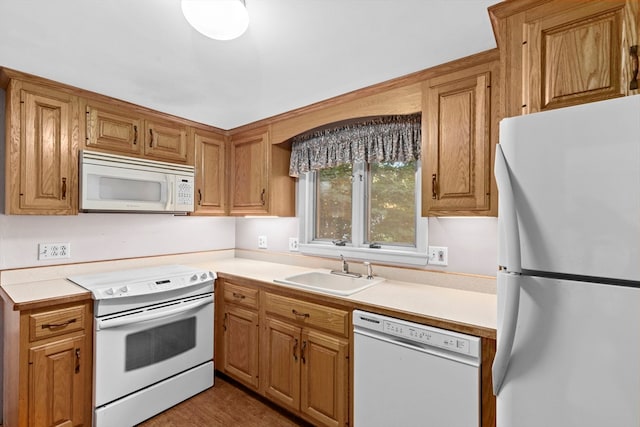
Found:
0,0 -> 497,130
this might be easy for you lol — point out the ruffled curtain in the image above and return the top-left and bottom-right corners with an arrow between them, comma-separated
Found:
288,113 -> 421,177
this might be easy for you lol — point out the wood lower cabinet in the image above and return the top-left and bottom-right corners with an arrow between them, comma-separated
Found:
422,53 -> 499,216
216,278 -> 349,427
1,296 -> 93,427
218,281 -> 260,390
5,80 -> 79,214
490,0 -> 639,118
229,128 -> 295,216
192,129 -> 227,215
263,293 -> 349,427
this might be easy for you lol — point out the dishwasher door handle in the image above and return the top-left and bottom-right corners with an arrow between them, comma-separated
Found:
353,329 -> 480,368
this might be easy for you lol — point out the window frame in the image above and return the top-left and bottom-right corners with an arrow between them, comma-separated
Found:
297,160 -> 428,266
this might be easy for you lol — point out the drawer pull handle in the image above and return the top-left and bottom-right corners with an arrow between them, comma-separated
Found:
431,174 -> 438,199
42,318 -> 77,329
133,125 -> 138,145
75,348 -> 81,373
260,188 -> 266,206
149,129 -> 154,147
61,177 -> 67,200
301,340 -> 307,364
293,338 -> 299,362
232,292 -> 246,299
292,309 -> 310,318
223,313 -> 228,331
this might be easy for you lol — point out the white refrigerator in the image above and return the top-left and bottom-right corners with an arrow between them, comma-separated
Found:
493,95 -> 640,427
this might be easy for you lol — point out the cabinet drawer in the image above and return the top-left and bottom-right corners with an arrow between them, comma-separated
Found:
224,282 -> 259,309
264,293 -> 348,337
29,305 -> 86,342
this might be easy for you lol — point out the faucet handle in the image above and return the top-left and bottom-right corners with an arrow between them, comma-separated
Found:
363,261 -> 374,279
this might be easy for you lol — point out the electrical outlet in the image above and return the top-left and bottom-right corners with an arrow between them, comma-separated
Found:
258,235 -> 268,249
428,246 -> 448,266
288,237 -> 299,251
38,243 -> 71,260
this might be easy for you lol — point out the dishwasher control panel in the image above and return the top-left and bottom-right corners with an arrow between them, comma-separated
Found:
353,310 -> 480,358
383,319 -> 472,355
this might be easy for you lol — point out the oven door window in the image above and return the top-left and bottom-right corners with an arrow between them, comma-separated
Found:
125,317 -> 197,371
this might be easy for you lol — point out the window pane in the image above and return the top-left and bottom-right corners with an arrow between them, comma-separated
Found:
316,164 -> 352,241
367,161 -> 416,246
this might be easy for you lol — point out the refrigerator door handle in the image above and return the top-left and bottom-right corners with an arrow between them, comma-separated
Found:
495,144 -> 522,273
492,272 -> 521,395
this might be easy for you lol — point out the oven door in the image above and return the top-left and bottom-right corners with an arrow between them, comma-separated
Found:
94,293 -> 214,407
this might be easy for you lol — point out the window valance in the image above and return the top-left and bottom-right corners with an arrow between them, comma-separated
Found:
288,113 -> 422,177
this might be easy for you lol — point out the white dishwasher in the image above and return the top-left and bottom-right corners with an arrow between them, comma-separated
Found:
353,310 -> 481,427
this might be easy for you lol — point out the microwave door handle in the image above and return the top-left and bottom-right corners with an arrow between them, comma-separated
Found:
166,176 -> 174,210
96,295 -> 213,330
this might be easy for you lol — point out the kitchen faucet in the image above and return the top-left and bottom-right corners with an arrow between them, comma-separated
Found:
330,254 -> 362,278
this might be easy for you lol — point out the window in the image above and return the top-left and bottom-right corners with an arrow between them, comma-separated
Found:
291,113 -> 427,265
298,160 -> 428,266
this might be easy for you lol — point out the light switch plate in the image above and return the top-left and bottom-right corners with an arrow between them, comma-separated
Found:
428,246 -> 448,266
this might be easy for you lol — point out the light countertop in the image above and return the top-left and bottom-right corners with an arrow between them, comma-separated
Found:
0,250 -> 497,337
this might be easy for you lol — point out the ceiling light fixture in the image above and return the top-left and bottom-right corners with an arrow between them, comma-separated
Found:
181,0 -> 249,41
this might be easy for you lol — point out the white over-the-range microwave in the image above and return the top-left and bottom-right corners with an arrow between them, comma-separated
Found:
79,150 -> 195,213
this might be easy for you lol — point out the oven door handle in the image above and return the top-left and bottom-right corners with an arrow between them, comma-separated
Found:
96,295 -> 213,330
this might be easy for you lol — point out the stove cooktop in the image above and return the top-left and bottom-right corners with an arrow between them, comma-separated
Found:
68,264 -> 216,300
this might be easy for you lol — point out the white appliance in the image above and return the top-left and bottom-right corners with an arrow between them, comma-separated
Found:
353,310 -> 481,427
79,150 -> 195,213
493,95 -> 640,427
69,265 -> 216,427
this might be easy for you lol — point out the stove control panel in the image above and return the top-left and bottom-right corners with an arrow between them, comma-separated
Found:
70,266 -> 217,300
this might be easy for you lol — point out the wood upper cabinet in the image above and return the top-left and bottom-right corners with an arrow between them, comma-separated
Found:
144,118 -> 188,163
192,129 -> 227,215
84,100 -> 142,155
229,127 -> 295,216
5,80 -> 79,215
422,56 -> 498,216
2,298 -> 92,427
82,99 -> 189,163
490,0 -> 639,118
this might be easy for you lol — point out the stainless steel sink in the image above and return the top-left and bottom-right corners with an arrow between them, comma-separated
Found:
274,270 -> 384,296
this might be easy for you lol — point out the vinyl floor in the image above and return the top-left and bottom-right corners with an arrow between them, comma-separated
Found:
136,373 -> 313,427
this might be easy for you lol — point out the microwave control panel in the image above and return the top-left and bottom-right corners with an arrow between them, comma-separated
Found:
176,177 -> 195,208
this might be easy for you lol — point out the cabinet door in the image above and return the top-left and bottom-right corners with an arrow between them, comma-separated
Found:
223,305 -> 259,389
263,317 -> 300,411
193,129 -> 227,215
7,82 -> 78,214
523,1 -> 634,113
229,130 -> 269,215
84,101 -> 142,155
144,119 -> 188,163
29,335 -> 88,427
423,69 -> 492,215
300,330 -> 348,427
